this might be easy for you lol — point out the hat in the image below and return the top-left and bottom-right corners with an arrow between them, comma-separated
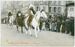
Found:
29,4 -> 34,9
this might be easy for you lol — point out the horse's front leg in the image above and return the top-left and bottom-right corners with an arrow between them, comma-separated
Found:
38,26 -> 40,32
11,22 -> 13,29
24,25 -> 28,34
16,25 -> 19,32
29,27 -> 32,36
21,26 -> 23,33
24,25 -> 28,31
34,27 -> 37,38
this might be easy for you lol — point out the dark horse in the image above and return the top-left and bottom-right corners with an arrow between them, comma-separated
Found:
16,11 -> 27,33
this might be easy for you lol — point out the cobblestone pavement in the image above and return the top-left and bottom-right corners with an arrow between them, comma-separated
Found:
1,24 -> 74,47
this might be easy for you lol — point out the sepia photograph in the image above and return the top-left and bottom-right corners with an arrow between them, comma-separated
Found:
0,0 -> 75,47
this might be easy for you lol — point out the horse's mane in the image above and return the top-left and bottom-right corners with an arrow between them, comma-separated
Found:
30,8 -> 36,14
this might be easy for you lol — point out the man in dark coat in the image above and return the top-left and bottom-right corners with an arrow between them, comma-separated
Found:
65,17 -> 74,36
57,17 -> 61,32
70,17 -> 74,36
65,18 -> 71,34
16,11 -> 25,33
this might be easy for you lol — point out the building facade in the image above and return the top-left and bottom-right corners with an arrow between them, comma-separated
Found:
33,1 -> 66,16
66,1 -> 74,17
48,1 -> 66,15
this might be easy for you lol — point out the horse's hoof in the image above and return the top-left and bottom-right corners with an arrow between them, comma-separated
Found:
25,32 -> 28,35
35,35 -> 38,38
17,30 -> 19,33
21,32 -> 23,33
30,34 -> 32,36
38,30 -> 41,32
35,36 -> 38,38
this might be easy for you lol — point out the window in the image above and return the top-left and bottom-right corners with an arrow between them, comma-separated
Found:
58,7 -> 61,13
54,7 -> 56,12
54,1 -> 57,5
70,7 -> 74,11
58,1 -> 61,5
49,1 -> 52,5
49,7 -> 51,12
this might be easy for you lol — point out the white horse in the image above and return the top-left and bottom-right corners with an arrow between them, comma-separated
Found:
25,10 -> 48,38
32,10 -> 48,37
24,4 -> 48,38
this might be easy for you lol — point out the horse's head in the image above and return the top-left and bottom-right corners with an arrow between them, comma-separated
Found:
34,11 -> 48,22
40,11 -> 48,20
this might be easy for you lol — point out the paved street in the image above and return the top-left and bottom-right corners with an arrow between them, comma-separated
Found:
1,24 -> 74,47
